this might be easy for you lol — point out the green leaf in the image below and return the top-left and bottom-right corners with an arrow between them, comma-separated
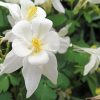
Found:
0,92 -> 12,100
84,12 -> 92,23
56,54 -> 67,69
66,48 -> 89,66
0,75 -> 9,92
9,75 -> 20,86
41,85 -> 57,100
48,14 -> 66,27
0,9 -> 5,28
57,73 -> 70,89
46,80 -> 57,89
86,74 -> 97,96
33,80 -> 57,100
68,20 -> 80,33
0,7 -> 9,30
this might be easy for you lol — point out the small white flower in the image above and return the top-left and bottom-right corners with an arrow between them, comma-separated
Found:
0,18 -> 60,98
0,0 -> 46,42
74,45 -> 100,75
0,0 -> 46,23
34,0 -> 65,13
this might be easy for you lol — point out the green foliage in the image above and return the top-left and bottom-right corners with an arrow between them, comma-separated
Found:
0,92 -> 13,100
30,80 -> 57,100
0,75 -> 9,92
0,0 -> 100,100
9,74 -> 20,86
57,73 -> 70,90
48,14 -> 66,27
86,74 -> 98,96
0,7 -> 10,31
66,48 -> 89,66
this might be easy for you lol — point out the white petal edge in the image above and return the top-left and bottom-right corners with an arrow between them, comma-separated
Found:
34,0 -> 46,5
22,58 -> 42,98
52,0 -> 65,13
83,54 -> 97,75
7,15 -> 15,27
36,7 -> 46,18
58,24 -> 71,37
58,36 -> 70,54
90,56 -> 100,73
28,51 -> 49,65
4,0 -> 19,3
3,30 -> 16,42
42,31 -> 60,53
43,52 -> 58,84
89,0 -> 100,4
0,50 -> 22,74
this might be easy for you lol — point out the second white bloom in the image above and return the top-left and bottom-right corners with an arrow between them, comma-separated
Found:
74,46 -> 100,75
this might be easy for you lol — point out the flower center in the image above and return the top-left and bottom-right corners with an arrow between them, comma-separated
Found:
91,45 -> 97,49
32,38 -> 42,53
26,6 -> 37,20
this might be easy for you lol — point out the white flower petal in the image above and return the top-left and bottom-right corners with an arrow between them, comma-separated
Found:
36,7 -> 46,18
58,37 -> 70,53
28,51 -> 49,65
89,0 -> 100,4
7,15 -> 15,26
42,31 -> 60,53
74,46 -> 96,55
34,0 -> 46,5
43,52 -> 58,84
32,18 -> 53,37
0,50 -> 22,74
52,0 -> 65,13
12,20 -> 32,41
0,1 -> 21,21
97,55 -> 100,62
22,58 -> 42,98
4,0 -> 19,3
58,24 -> 71,37
84,54 -> 97,75
12,39 -> 32,57
20,0 -> 33,6
3,30 -> 16,42
90,57 -> 100,73
20,0 -> 34,18
95,47 -> 100,55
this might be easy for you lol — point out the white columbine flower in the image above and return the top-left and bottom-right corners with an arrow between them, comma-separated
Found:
34,0 -> 65,13
0,0 -> 46,23
74,45 -> 100,76
0,18 -> 60,98
0,0 -> 46,42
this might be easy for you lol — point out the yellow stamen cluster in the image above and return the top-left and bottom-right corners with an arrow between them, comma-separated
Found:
91,44 -> 97,49
26,6 -> 37,20
96,88 -> 100,95
32,38 -> 42,53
